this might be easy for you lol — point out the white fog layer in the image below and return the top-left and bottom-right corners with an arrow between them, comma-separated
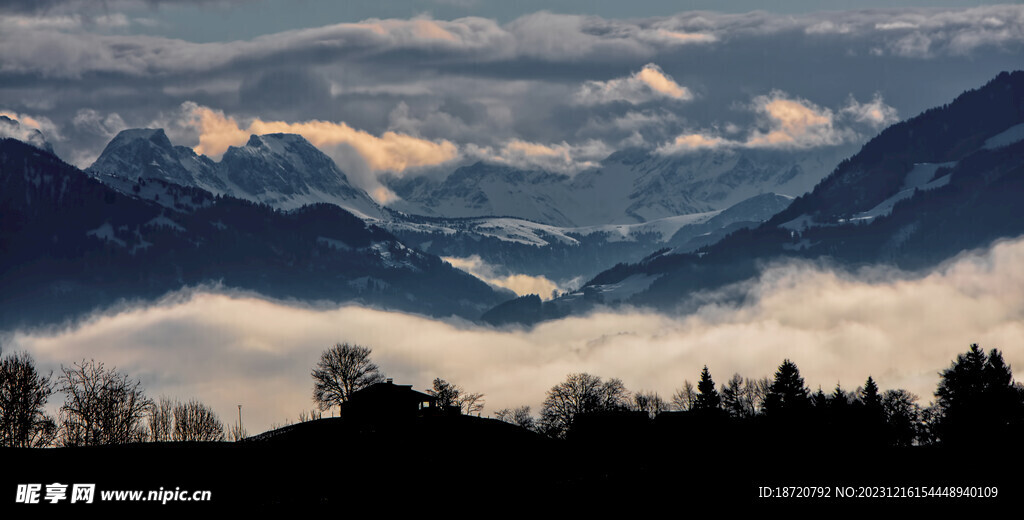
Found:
6,237 -> 1024,435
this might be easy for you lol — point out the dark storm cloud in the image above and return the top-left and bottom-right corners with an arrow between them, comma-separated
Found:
0,6 -> 1021,173
0,0 -> 254,15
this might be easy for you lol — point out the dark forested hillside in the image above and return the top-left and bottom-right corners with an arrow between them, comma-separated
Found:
0,139 -> 508,329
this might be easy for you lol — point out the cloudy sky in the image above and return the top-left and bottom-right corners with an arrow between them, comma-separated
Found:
1,1 -> 1022,198
2,2 -> 1023,432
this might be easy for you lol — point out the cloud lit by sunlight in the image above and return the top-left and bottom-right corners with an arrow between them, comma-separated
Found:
576,63 -> 693,105
658,91 -> 898,153
184,102 -> 459,173
5,238 -> 1024,435
443,255 -> 560,298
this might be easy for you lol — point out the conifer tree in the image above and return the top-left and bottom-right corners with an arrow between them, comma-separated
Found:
935,344 -> 1024,444
860,376 -> 882,410
763,359 -> 809,416
694,366 -> 721,411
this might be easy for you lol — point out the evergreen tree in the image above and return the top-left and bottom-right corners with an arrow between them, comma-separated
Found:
763,359 -> 810,416
856,376 -> 887,445
860,376 -> 882,410
694,366 -> 721,411
811,387 -> 828,408
934,344 -> 1024,444
830,384 -> 850,411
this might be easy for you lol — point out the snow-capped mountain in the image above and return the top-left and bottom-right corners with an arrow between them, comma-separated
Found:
482,71 -> 1024,325
381,192 -> 793,285
385,163 -> 576,226
0,138 -> 508,329
88,129 -> 385,219
386,145 -> 853,227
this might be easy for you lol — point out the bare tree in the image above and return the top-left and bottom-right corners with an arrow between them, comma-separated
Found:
671,381 -> 696,411
632,390 -> 666,419
746,376 -> 772,415
297,409 -> 322,422
538,373 -> 630,438
495,406 -> 535,430
172,399 -> 226,442
427,378 -> 485,415
148,397 -> 175,442
227,422 -> 248,442
428,378 -> 461,409
57,359 -> 153,446
311,343 -> 385,414
0,351 -> 57,447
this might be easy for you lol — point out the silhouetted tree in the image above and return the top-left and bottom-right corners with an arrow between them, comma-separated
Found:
539,373 -> 629,438
882,389 -> 922,447
860,377 -> 882,410
57,359 -> 153,446
763,359 -> 809,416
631,391 -> 666,419
495,405 -> 535,430
851,376 -> 888,445
427,378 -> 485,415
0,351 -> 57,448
311,343 -> 385,414
297,409 -> 322,422
721,373 -> 746,419
694,366 -> 721,411
671,381 -> 696,411
918,403 -> 941,446
227,422 -> 248,442
830,384 -> 851,411
172,399 -> 226,442
811,387 -> 829,409
746,377 -> 772,415
934,344 -> 1024,444
149,396 -> 175,442
428,378 -> 460,409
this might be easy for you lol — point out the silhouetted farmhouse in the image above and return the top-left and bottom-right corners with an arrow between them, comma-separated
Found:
342,379 -> 458,422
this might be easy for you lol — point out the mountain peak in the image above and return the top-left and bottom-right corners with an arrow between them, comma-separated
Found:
107,128 -> 173,151
0,115 -> 54,153
89,128 -> 384,218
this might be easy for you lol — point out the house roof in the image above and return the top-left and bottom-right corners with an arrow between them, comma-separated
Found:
348,381 -> 435,404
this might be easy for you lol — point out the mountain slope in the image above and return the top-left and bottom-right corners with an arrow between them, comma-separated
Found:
381,192 -> 792,285
87,129 -> 385,218
484,71 -> 1024,324
386,146 -> 851,227
0,139 -> 508,329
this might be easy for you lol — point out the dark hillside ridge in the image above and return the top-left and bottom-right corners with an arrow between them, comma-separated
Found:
0,139 -> 508,329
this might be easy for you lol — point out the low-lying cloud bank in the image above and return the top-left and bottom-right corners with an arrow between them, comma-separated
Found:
5,237 -> 1024,435
443,255 -> 560,298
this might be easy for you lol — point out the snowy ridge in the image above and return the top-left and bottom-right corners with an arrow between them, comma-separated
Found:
387,145 -> 851,227
377,210 -> 722,248
849,163 -> 954,223
983,122 -> 1024,150
782,162 -> 954,229
88,129 -> 384,219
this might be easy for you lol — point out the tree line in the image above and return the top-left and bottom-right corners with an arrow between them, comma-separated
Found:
3,342 -> 1021,448
0,354 -> 230,447
307,341 -> 1024,447
495,344 -> 1024,446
